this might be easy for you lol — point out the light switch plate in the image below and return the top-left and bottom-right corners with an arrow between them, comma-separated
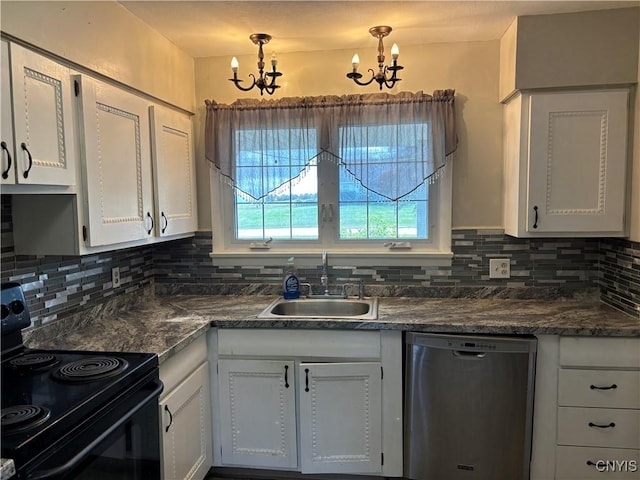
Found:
489,258 -> 510,279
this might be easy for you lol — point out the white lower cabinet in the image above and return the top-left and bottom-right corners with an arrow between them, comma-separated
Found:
217,359 -> 297,469
161,362 -> 212,480
159,336 -> 212,480
531,335 -> 640,480
298,362 -> 382,474
211,329 -> 402,477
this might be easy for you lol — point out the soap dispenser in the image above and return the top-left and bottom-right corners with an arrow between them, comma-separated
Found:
283,257 -> 300,299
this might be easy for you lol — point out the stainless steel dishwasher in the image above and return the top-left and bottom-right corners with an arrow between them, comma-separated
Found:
404,332 -> 537,480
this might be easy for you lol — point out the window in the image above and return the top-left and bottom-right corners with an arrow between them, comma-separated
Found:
205,91 -> 456,266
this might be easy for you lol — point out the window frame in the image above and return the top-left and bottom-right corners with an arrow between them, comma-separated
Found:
209,114 -> 453,268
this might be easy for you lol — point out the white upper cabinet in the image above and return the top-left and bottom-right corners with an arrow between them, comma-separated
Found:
75,74 -> 154,246
2,43 -> 76,186
1,39 -> 15,184
150,105 -> 197,237
503,89 -> 629,237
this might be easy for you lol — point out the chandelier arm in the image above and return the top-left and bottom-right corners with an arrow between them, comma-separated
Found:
350,69 -> 377,87
380,67 -> 399,89
230,73 -> 258,92
267,72 -> 280,88
383,77 -> 399,89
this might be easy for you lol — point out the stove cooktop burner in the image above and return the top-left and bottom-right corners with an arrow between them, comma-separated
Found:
10,353 -> 59,371
1,405 -> 51,434
52,356 -> 129,382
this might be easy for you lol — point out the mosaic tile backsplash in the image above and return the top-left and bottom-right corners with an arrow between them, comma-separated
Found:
2,194 -> 639,325
1,195 -> 153,327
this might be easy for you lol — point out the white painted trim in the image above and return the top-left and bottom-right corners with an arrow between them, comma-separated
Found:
209,250 -> 453,268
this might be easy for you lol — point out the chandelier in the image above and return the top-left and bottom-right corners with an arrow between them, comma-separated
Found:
347,26 -> 403,90
229,33 -> 282,96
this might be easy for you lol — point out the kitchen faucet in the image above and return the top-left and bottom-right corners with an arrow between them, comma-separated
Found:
320,250 -> 329,295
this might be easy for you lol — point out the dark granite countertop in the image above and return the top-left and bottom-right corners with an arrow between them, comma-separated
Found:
24,293 -> 640,365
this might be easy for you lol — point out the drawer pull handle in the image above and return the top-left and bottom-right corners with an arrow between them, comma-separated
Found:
590,383 -> 617,390
588,422 -> 615,429
1,141 -> 12,179
21,143 -> 33,179
284,365 -> 289,388
305,368 -> 310,392
146,212 -> 154,235
586,460 -> 597,467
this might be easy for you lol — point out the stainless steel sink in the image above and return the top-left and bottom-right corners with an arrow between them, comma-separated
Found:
257,297 -> 378,320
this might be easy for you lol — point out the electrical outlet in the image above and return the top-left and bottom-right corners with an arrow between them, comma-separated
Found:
111,267 -> 120,288
489,259 -> 510,279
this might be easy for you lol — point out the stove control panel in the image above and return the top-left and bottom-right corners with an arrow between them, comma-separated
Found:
1,283 -> 31,332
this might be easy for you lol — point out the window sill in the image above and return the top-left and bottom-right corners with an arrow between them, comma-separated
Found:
209,250 -> 453,268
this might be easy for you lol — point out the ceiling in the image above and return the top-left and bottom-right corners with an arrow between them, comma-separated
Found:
119,1 -> 640,58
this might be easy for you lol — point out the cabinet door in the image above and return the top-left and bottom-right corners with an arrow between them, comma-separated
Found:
149,105 -> 197,237
1,39 -> 15,185
298,362 -> 382,474
527,90 -> 628,233
76,75 -> 154,246
9,44 -> 76,185
160,361 -> 212,480
217,359 -> 297,469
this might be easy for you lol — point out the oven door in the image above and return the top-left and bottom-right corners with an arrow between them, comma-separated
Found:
24,379 -> 163,480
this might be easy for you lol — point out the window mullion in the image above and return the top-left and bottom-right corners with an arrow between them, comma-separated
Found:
318,128 -> 339,247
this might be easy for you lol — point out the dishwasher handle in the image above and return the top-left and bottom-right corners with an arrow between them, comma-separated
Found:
453,350 -> 486,359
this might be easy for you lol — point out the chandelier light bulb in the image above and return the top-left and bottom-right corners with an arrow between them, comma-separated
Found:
391,43 -> 400,61
271,52 -> 278,67
352,54 -> 360,70
231,56 -> 239,72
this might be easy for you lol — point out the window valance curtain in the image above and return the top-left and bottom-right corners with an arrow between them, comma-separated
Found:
204,90 -> 456,201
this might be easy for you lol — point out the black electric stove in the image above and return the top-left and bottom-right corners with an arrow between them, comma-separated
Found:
1,283 -> 162,480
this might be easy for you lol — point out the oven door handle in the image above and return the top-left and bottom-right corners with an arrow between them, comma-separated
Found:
28,380 -> 163,480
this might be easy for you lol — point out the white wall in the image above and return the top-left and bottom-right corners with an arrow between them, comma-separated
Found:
0,0 -> 195,112
195,40 -> 502,230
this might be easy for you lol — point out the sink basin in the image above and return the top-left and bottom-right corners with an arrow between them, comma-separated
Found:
258,297 -> 378,320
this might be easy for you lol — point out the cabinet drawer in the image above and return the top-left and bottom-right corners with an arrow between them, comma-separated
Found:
560,337 -> 640,368
557,407 -> 640,449
556,446 -> 640,480
559,369 -> 640,409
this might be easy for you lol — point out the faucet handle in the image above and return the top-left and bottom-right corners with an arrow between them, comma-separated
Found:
340,282 -> 365,299
300,282 -> 313,297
